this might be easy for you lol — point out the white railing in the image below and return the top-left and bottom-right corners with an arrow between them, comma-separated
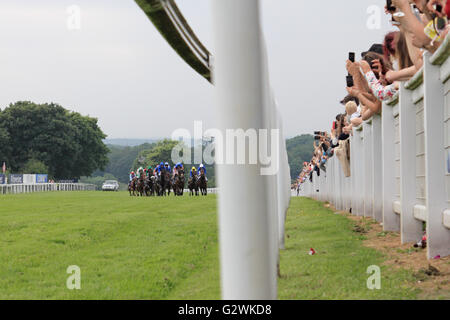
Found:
140,0 -> 290,299
212,0 -> 291,299
181,187 -> 219,194
301,35 -> 450,259
0,183 -> 96,194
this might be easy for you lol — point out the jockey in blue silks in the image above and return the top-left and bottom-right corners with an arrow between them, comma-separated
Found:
173,162 -> 183,178
197,163 -> 207,181
164,162 -> 171,173
157,162 -> 165,176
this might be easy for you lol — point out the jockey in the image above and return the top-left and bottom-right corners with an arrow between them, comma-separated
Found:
173,162 -> 180,176
157,162 -> 165,176
136,167 -> 144,178
146,166 -> 153,177
190,166 -> 197,178
164,162 -> 171,173
129,171 -> 136,181
197,163 -> 208,181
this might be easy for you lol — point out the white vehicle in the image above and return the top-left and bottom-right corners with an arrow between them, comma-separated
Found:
102,180 -> 119,191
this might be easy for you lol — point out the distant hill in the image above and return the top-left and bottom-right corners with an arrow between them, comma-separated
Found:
103,138 -> 161,147
92,143 -> 156,183
286,134 -> 314,181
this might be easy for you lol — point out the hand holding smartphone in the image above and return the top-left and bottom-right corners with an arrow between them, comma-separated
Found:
346,75 -> 354,88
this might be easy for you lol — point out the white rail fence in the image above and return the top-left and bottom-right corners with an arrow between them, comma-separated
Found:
301,36 -> 450,259
213,0 -> 291,299
0,183 -> 96,194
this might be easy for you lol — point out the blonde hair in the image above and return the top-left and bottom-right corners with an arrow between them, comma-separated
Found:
345,101 -> 357,115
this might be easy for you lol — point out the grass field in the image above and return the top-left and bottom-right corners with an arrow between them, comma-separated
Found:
0,192 -> 428,299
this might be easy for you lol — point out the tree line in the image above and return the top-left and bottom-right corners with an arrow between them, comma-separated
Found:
0,101 -> 109,179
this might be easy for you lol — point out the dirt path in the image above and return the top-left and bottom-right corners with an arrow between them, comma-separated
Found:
325,203 -> 450,299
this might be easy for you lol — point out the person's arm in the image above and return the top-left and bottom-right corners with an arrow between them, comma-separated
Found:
385,65 -> 418,82
392,0 -> 431,48
351,116 -> 363,127
346,60 -> 370,93
362,67 -> 398,101
361,107 -> 375,121
356,91 -> 380,114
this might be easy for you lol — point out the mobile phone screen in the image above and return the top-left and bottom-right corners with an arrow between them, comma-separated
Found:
349,52 -> 355,63
346,75 -> 354,88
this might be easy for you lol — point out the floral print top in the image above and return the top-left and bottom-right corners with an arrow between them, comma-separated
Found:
364,71 -> 397,101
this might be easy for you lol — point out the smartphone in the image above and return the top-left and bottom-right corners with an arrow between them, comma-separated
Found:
435,4 -> 443,13
346,75 -> 354,88
386,0 -> 396,12
332,121 -> 336,130
349,52 -> 355,63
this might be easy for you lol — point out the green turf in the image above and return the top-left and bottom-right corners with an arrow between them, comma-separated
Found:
0,193 -> 419,299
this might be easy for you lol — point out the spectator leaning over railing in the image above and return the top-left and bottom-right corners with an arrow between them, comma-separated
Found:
296,1 -> 449,188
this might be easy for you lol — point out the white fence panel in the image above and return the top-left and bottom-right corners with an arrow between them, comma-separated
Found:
303,35 -> 450,258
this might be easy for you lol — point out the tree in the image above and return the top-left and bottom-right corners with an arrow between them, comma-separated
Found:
132,139 -> 179,169
93,143 -> 155,183
286,134 -> 315,181
0,101 -> 109,179
22,158 -> 48,174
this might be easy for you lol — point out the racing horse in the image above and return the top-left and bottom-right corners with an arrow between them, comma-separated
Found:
188,175 -> 198,196
136,175 -> 145,197
128,177 -> 137,196
163,170 -> 172,196
144,175 -> 155,196
173,169 -> 185,196
197,171 -> 207,196
157,171 -> 167,196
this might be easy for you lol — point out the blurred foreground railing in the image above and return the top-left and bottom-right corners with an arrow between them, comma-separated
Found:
301,35 -> 450,259
0,183 -> 96,194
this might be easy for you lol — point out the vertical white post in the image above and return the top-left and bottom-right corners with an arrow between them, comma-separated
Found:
363,121 -> 373,218
212,0 -> 276,299
399,84 -> 422,243
353,129 -> 363,216
372,114 -> 383,222
423,52 -> 450,258
382,101 -> 400,231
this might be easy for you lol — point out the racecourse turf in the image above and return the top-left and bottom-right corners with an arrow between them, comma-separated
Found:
0,192 -> 422,299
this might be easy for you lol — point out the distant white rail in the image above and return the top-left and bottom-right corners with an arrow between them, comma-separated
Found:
302,36 -> 450,259
0,183 -> 96,194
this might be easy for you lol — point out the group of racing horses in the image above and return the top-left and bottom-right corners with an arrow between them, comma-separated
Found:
128,169 -> 208,197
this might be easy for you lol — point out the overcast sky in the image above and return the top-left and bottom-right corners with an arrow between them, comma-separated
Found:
0,0 -> 394,139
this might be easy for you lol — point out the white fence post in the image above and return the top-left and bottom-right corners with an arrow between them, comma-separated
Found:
382,98 -> 401,231
399,80 -> 423,243
212,0 -> 277,299
363,121 -> 373,218
372,114 -> 383,222
424,51 -> 450,258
